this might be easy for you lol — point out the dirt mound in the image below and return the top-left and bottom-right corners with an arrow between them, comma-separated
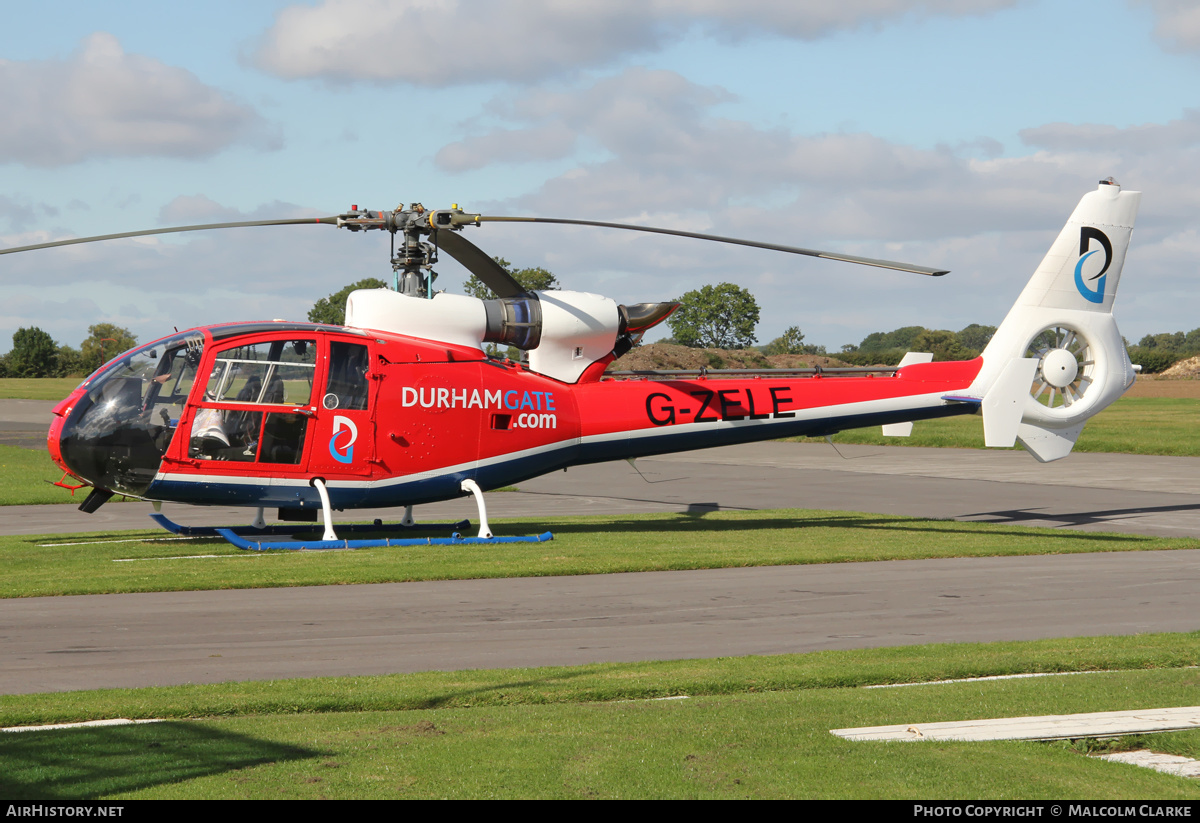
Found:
1159,355 -> 1200,379
609,343 -> 852,372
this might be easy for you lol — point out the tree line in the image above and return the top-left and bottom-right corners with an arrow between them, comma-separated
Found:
1125,331 -> 1200,374
661,282 -> 997,362
658,281 -> 1195,373
0,324 -> 138,378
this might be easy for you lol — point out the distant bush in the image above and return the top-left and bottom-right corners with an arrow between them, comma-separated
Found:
837,349 -> 907,367
1127,346 -> 1179,374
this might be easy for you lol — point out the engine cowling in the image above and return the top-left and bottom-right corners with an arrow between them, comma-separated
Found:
344,287 -> 675,383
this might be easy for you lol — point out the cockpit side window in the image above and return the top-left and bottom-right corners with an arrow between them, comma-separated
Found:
205,339 -> 316,406
322,341 -> 370,411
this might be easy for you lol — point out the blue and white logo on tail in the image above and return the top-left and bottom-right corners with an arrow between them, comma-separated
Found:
329,415 -> 358,464
1074,226 -> 1113,304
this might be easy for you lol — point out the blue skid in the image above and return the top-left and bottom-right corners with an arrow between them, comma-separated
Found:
217,529 -> 555,551
148,512 -> 553,551
149,512 -> 471,538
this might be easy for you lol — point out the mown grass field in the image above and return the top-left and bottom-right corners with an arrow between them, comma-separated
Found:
3,635 -> 1200,799
0,377 -> 83,400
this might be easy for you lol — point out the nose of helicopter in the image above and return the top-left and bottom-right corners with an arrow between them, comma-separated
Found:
49,330 -> 208,509
46,388 -> 122,511
46,393 -> 77,477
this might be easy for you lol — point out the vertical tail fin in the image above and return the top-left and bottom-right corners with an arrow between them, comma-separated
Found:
970,179 -> 1140,461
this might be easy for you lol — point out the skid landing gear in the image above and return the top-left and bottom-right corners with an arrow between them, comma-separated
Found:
147,477 -> 554,550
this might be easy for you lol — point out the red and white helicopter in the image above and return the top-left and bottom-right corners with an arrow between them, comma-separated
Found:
3,180 -> 1140,548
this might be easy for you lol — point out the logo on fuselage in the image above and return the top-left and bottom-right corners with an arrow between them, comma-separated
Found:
1074,226 -> 1113,304
400,386 -> 556,412
329,415 -> 358,464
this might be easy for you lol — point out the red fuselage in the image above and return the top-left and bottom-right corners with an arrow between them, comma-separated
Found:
48,321 -> 984,512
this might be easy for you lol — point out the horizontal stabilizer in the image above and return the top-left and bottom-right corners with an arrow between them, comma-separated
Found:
883,352 -> 934,437
982,358 -> 1040,448
896,352 -> 934,367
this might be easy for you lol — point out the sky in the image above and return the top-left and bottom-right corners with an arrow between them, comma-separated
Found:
2,0 -> 1198,355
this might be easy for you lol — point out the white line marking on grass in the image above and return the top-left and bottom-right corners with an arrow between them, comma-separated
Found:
864,671 -> 1115,688
113,554 -> 268,561
1098,750 -> 1200,778
3,718 -> 164,733
38,536 -> 203,547
833,706 -> 1200,742
864,667 -> 1197,689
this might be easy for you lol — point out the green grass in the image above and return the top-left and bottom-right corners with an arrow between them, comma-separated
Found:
3,635 -> 1199,799
4,509 -> 1198,598
791,396 -> 1200,456
0,444 -> 91,506
0,377 -> 82,400
0,444 -> 140,506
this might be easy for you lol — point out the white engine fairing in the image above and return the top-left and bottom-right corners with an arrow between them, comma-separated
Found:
526,290 -> 620,383
344,287 -> 620,383
345,289 -> 488,349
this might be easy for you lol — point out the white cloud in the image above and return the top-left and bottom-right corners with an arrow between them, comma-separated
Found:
254,0 -> 1017,86
0,33 -> 279,167
158,195 -> 255,225
1139,0 -> 1200,53
1019,110 -> 1200,153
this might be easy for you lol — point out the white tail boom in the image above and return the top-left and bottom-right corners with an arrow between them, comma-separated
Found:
968,179 -> 1140,461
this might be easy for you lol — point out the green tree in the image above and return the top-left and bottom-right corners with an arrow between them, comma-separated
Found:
1127,346 -> 1179,374
762,326 -> 806,355
463,258 -> 559,300
56,344 -> 85,377
857,326 -> 926,353
1138,332 -> 1186,353
308,278 -> 389,326
762,326 -> 826,356
8,327 -> 58,377
668,283 -> 760,349
956,323 -> 997,355
80,324 -> 138,373
1183,328 -> 1200,354
913,329 -> 973,361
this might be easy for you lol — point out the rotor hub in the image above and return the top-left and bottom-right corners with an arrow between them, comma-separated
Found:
1041,348 -> 1079,388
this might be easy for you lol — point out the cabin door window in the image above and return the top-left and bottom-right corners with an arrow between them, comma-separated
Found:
188,338 -> 317,465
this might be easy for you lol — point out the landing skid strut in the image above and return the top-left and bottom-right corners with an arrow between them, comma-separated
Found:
147,478 -> 554,550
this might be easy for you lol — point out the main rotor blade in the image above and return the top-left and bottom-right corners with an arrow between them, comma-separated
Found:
0,217 -> 340,256
435,230 -> 529,298
479,216 -> 948,276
